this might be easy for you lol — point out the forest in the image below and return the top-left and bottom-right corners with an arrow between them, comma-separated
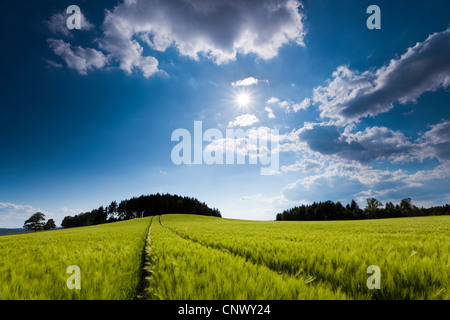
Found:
276,198 -> 450,221
61,193 -> 221,228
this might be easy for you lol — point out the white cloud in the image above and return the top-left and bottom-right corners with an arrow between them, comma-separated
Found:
99,9 -> 161,78
0,202 -> 45,228
267,97 -> 280,104
273,28 -> 450,208
265,106 -> 276,119
312,28 -> 450,123
278,100 -> 289,108
46,0 -> 305,77
291,97 -> 311,112
266,96 -> 310,113
280,157 -> 450,206
228,114 -> 260,127
420,121 -> 450,144
280,158 -> 323,173
202,126 -> 276,166
231,76 -> 268,87
312,66 -> 374,123
99,0 -> 305,77
45,59 -> 62,68
415,121 -> 450,161
47,38 -> 109,75
291,118 -> 450,165
297,123 -> 414,164
277,127 -> 306,153
343,126 -> 414,162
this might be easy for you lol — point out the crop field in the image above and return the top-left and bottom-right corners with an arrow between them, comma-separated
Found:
159,214 -> 450,300
145,215 -> 346,299
0,217 -> 151,299
0,214 -> 448,300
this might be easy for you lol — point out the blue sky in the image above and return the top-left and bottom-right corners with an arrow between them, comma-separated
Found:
0,0 -> 449,227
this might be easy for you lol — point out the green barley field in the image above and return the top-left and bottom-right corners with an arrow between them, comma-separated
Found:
0,214 -> 448,300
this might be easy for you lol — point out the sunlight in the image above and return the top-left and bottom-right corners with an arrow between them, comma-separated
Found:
236,93 -> 250,107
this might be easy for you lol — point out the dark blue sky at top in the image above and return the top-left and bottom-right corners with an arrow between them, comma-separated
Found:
0,0 -> 449,227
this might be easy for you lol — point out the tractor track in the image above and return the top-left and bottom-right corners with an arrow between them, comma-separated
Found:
157,215 -> 323,286
136,216 -> 154,300
149,215 -> 349,299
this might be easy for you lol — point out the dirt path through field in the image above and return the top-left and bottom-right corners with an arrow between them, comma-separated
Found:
137,216 -> 154,299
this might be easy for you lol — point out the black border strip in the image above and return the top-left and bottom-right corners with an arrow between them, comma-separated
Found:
0,300 -> 443,318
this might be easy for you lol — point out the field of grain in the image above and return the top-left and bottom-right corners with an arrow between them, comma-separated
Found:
0,214 -> 448,300
0,217 -> 151,299
145,215 -> 346,299
158,214 -> 450,300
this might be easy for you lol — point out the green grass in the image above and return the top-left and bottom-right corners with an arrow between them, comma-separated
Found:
145,215 -> 346,299
0,214 -> 448,300
0,217 -> 151,299
160,214 -> 450,300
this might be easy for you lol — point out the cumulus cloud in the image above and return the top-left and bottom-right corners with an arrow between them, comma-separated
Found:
279,118 -> 450,166
275,28 -> 450,207
296,123 -> 413,163
265,106 -> 276,119
278,100 -> 289,109
296,28 -> 450,166
277,127 -> 306,152
291,97 -> 311,112
267,97 -> 280,104
415,121 -> 450,161
280,157 -> 450,206
47,38 -> 109,75
228,114 -> 260,127
45,0 -> 305,77
99,0 -> 305,77
266,96 -> 310,113
232,76 -> 268,87
313,28 -> 450,123
421,121 -> 450,144
203,126 -> 276,163
342,126 -> 414,162
45,59 -> 62,68
286,123 -> 417,163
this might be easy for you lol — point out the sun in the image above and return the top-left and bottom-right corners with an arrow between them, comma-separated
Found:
236,93 -> 251,107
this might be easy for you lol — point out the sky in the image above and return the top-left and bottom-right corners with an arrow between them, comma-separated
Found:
0,0 -> 449,227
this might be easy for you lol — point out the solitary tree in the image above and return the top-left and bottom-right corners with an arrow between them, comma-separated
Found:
23,212 -> 46,232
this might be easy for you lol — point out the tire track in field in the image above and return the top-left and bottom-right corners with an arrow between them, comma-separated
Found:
158,215 -> 235,256
137,216 -> 154,300
158,215 -> 345,297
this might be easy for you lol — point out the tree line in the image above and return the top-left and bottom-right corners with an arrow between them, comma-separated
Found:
61,193 -> 221,228
276,198 -> 450,221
